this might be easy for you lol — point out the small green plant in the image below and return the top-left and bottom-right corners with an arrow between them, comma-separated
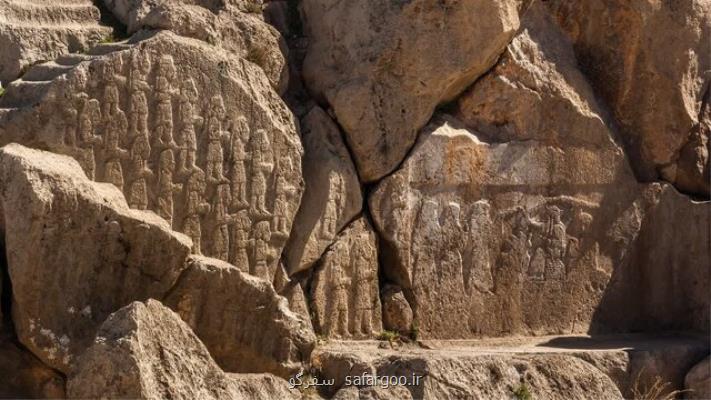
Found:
99,34 -> 116,44
631,372 -> 687,400
409,323 -> 419,340
378,330 -> 400,342
512,383 -> 532,400
0,87 -> 5,97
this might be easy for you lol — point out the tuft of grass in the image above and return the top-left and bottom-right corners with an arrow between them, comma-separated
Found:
99,34 -> 116,44
409,323 -> 419,340
378,330 -> 400,342
512,383 -> 532,400
631,373 -> 688,400
0,87 -> 5,97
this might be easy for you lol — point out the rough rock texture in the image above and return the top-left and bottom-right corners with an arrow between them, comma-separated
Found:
0,143 -> 192,372
285,106 -> 362,275
0,30 -> 304,283
545,0 -> 711,198
0,0 -> 112,84
67,299 -> 299,400
381,285 -> 413,336
686,356 -> 711,400
164,256 -> 316,377
0,337 -> 65,399
310,217 -> 382,339
102,0 -> 288,92
312,341 -> 624,399
301,0 -> 528,182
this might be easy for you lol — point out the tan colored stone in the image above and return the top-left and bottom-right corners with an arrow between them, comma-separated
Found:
0,143 -> 192,373
381,285 -> 413,336
164,256 -> 316,377
285,106 -> 362,275
0,0 -> 112,84
102,0 -> 288,92
0,336 -> 65,399
67,299 -> 299,400
301,0 -> 528,182
685,356 -> 710,400
310,217 -> 382,339
0,30 -> 304,283
273,262 -> 313,330
546,0 -> 711,197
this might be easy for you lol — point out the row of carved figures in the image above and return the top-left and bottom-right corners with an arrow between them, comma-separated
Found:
59,52 -> 296,274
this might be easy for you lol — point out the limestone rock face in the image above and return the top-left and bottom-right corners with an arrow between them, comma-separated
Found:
545,0 -> 711,197
313,345 -> 623,399
285,106 -> 362,275
164,256 -> 316,377
685,356 -> 710,400
0,30 -> 304,283
381,285 -> 413,336
0,144 -> 192,372
67,299 -> 299,400
310,217 -> 382,339
102,0 -> 288,91
0,338 -> 65,399
369,11 -> 641,338
0,0 -> 112,84
301,0 -> 528,182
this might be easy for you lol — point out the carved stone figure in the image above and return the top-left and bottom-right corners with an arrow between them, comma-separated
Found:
128,52 -> 151,139
465,201 -> 494,293
100,59 -> 123,120
183,168 -> 210,254
249,129 -> 274,215
273,170 -> 295,236
177,78 -> 202,174
352,235 -> 375,336
77,97 -> 102,179
128,131 -> 151,210
103,101 -> 129,190
205,95 -> 228,183
154,55 -> 178,147
320,175 -> 343,240
211,183 -> 232,261
157,149 -> 182,226
252,221 -> 272,280
229,115 -> 250,209
328,250 -> 350,338
229,210 -> 251,272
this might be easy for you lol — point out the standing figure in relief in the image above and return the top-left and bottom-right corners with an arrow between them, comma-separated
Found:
154,55 -> 177,146
177,79 -> 202,174
211,183 -> 232,261
321,175 -> 343,239
411,200 -> 440,294
272,170 -> 295,236
101,60 -> 122,119
128,127 -> 152,210
128,52 -> 151,139
205,95 -> 228,183
249,129 -> 274,215
439,202 -> 464,288
328,251 -> 351,338
77,97 -> 102,180
156,149 -> 182,226
103,100 -> 129,190
465,201 -> 494,293
545,205 -> 567,280
183,168 -> 210,254
352,237 -> 374,336
229,115 -> 250,209
229,210 -> 251,272
252,221 -> 272,279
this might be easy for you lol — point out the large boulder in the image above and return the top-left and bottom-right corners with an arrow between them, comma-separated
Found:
164,256 -> 316,377
309,217 -> 382,339
301,0 -> 528,182
0,0 -> 112,84
0,143 -> 192,372
545,0 -> 711,197
67,299 -> 299,400
285,106 -> 362,275
102,0 -> 288,91
369,9 -> 640,338
0,29 -> 304,283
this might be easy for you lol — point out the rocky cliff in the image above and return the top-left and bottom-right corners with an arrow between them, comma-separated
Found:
0,0 -> 708,399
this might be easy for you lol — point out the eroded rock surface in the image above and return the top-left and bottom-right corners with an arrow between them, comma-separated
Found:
0,30 -> 304,283
301,0 -> 528,182
310,217 -> 382,339
0,143 -> 192,372
381,285 -> 413,336
0,337 -> 65,399
67,299 -> 299,400
0,0 -> 112,84
545,0 -> 711,197
164,256 -> 316,377
285,106 -> 362,275
685,356 -> 711,400
102,0 -> 288,91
